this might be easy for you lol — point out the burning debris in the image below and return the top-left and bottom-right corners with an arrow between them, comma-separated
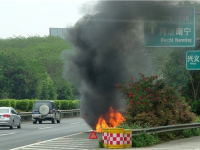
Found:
96,107 -> 125,133
62,1 -> 178,129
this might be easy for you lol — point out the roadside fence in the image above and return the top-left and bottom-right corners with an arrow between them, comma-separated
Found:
20,109 -> 200,135
132,123 -> 200,135
19,109 -> 80,121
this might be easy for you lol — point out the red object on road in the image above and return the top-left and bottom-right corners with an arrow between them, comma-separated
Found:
89,131 -> 98,139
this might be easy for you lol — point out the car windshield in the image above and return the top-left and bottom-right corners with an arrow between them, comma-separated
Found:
0,108 -> 9,113
33,102 -> 52,110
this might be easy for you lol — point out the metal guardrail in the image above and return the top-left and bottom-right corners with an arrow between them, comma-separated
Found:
19,110 -> 200,134
19,109 -> 80,121
132,123 -> 200,135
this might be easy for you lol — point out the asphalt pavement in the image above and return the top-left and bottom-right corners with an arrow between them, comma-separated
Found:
69,131 -> 200,150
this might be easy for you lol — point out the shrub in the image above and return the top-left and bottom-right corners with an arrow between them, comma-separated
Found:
10,99 -> 16,108
157,130 -> 183,142
16,100 -> 29,112
28,100 -> 36,111
182,129 -> 193,138
60,100 -> 69,110
191,128 -> 200,136
189,100 -> 200,115
98,138 -> 104,148
0,99 -> 10,107
116,73 -> 197,127
67,101 -> 73,109
71,100 -> 80,109
117,123 -> 141,129
132,131 -> 160,147
0,99 -> 80,111
53,100 -> 61,109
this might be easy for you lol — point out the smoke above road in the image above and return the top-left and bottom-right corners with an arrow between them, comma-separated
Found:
62,1 -> 178,129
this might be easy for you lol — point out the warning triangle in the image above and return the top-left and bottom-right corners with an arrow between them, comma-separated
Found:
89,131 -> 98,139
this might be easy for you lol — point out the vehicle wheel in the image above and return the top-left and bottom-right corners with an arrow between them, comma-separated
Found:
57,115 -> 61,123
10,121 -> 14,129
39,120 -> 42,124
39,105 -> 49,116
51,118 -> 55,124
33,120 -> 37,124
17,121 -> 21,129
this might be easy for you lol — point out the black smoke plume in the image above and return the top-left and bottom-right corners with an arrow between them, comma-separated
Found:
62,1 -> 178,129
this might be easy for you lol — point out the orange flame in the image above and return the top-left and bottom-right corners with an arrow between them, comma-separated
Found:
96,107 -> 125,133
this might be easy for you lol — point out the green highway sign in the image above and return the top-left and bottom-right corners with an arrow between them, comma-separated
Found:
144,6 -> 195,47
186,50 -> 200,70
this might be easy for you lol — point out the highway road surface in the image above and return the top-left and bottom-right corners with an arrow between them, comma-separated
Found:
0,117 -> 92,149
0,117 -> 200,150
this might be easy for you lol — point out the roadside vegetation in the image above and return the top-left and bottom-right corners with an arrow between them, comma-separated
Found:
115,73 -> 200,147
117,123 -> 200,147
0,36 -> 77,100
0,99 -> 80,112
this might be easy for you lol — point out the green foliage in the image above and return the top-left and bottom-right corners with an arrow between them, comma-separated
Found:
160,37 -> 200,111
132,132 -> 160,147
0,36 -> 76,100
28,100 -> 37,111
191,128 -> 200,136
119,122 -> 200,147
0,99 -> 80,111
0,51 -> 56,100
10,99 -> 16,108
116,73 -> 197,127
181,128 -> 200,138
182,129 -> 193,138
98,138 -> 104,148
53,100 -> 61,109
161,49 -> 200,115
117,123 -> 142,129
0,100 -> 10,107
16,100 -> 29,112
195,116 -> 200,123
157,131 -> 182,142
56,80 -> 75,100
59,100 -> 81,110
189,100 -> 200,114
71,100 -> 80,109
60,100 -> 69,110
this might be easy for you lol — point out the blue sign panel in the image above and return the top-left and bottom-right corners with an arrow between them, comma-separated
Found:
145,6 -> 195,47
186,50 -> 200,70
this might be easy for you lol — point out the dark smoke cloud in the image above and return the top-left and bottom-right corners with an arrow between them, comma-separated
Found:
62,1 -> 178,129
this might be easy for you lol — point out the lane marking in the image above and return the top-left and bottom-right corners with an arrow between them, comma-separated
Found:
39,126 -> 54,130
70,122 -> 81,125
0,132 -> 15,137
10,132 -> 84,150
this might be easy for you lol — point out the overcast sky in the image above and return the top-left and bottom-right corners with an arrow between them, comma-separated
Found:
0,0 -> 96,39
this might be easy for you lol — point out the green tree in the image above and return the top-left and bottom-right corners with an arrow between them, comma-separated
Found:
0,36 -> 76,100
0,51 -> 56,99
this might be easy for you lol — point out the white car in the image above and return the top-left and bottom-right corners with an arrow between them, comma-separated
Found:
0,107 -> 21,129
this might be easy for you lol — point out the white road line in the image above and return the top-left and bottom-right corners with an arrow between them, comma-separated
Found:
39,126 -> 54,130
70,122 -> 81,125
0,132 -> 15,137
10,132 -> 84,150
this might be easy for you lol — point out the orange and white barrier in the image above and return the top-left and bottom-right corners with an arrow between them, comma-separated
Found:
102,128 -> 132,149
108,128 -> 124,149
102,128 -> 109,148
124,129 -> 132,148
